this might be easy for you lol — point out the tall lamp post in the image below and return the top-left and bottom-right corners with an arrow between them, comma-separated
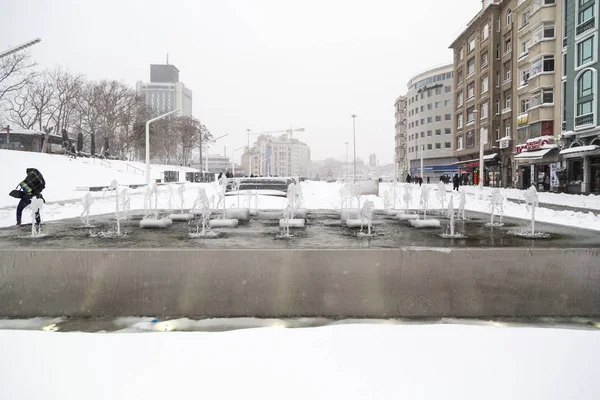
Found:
145,108 -> 180,185
351,114 -> 357,182
344,141 -> 349,181
203,133 -> 229,172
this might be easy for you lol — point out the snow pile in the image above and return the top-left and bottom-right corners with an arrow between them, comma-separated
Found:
0,324 -> 599,399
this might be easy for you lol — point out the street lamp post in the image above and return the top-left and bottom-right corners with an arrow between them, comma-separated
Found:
145,109 -> 180,185
344,141 -> 349,181
203,133 -> 229,173
351,114 -> 357,182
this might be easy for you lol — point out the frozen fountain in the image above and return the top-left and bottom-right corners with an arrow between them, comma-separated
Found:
121,188 -> 131,220
169,184 -> 194,221
397,183 -> 418,221
458,188 -> 467,220
439,197 -> 465,239
410,186 -> 441,228
339,182 -> 361,223
189,187 -> 218,238
436,181 -> 447,215
140,184 -> 173,229
279,182 -> 306,230
509,185 -> 549,238
384,184 -> 403,216
167,184 -> 174,210
89,181 -> 128,237
353,200 -> 375,237
485,189 -> 504,227
210,177 -> 238,228
80,192 -> 95,227
224,179 -> 250,221
29,197 -> 44,238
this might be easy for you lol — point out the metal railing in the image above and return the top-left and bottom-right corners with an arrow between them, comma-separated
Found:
576,17 -> 595,35
575,113 -> 594,127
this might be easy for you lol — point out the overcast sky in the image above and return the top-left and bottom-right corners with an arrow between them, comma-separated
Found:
2,0 -> 481,164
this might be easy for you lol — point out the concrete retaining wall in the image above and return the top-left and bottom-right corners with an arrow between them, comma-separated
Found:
1,248 -> 599,318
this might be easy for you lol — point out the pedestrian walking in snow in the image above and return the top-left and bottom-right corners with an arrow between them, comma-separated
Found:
452,173 -> 460,191
418,177 -> 423,186
9,168 -> 46,226
426,176 -> 430,185
405,174 -> 412,184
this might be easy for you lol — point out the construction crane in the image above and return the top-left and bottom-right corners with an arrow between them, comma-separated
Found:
0,38 -> 41,59
250,127 -> 305,141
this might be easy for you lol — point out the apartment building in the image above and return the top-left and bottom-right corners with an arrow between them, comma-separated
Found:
242,134 -> 311,177
512,0 -> 564,190
403,64 -> 458,181
394,95 -> 407,178
450,0 -> 518,187
560,0 -> 600,193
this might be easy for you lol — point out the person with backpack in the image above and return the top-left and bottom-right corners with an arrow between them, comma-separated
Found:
11,168 -> 46,226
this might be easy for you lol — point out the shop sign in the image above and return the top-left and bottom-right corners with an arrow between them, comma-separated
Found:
531,164 -> 536,183
499,138 -> 511,149
517,113 -> 528,126
515,136 -> 555,153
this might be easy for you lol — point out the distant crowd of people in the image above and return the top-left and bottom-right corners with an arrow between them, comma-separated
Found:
404,172 -> 469,192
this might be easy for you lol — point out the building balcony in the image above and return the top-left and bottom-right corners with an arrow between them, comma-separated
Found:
502,50 -> 513,63
529,5 -> 557,28
528,105 -> 555,123
528,39 -> 555,59
502,78 -> 512,90
575,113 -> 594,128
527,72 -> 555,90
576,17 -> 595,36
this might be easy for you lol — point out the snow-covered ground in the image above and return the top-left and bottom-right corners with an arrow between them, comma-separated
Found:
1,324 -> 599,399
1,149 -> 600,231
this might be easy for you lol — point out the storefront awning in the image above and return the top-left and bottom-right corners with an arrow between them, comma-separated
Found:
514,148 -> 555,160
452,153 -> 498,165
559,144 -> 600,155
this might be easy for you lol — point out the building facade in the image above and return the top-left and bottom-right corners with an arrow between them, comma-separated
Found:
512,0 -> 564,190
136,63 -> 193,117
403,64 -> 457,181
369,153 -> 377,167
451,0 -> 519,188
560,0 -> 600,193
242,134 -> 311,177
394,95 -> 408,178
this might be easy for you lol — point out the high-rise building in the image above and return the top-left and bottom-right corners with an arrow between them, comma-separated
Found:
242,134 -> 311,177
136,63 -> 193,117
394,95 -> 408,178
369,153 -> 377,167
450,0 -> 518,187
402,64 -> 458,181
559,0 -> 600,194
511,0 -> 564,190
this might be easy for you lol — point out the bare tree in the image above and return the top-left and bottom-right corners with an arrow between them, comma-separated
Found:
0,52 -> 36,105
5,76 -> 55,132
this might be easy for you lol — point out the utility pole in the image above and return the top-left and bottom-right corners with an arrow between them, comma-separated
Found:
345,141 -> 349,181
351,114 -> 357,182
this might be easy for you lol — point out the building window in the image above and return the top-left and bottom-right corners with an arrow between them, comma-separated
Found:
428,103 -> 432,110
563,53 -> 568,77
481,75 -> 489,94
445,142 -> 451,149
521,98 -> 530,113
427,144 -> 433,150
495,128 -> 500,141
578,36 -> 594,67
578,1 -> 595,26
468,36 -> 476,52
445,100 -> 451,107
445,85 -> 451,93
427,130 -> 433,136
481,101 -> 488,119
427,117 -> 432,123
459,47 -> 465,61
504,62 -> 511,81
445,114 -> 451,120
505,124 -> 511,138
482,22 -> 489,41
521,9 -> 530,29
543,55 -> 555,72
435,143 -> 442,150
427,90 -> 432,97
532,22 -> 555,43
467,106 -> 475,123
421,105 -> 424,111
421,131 -> 425,138
456,136 -> 463,150
466,130 -> 475,148
436,129 -> 442,135
507,9 -> 512,26
457,114 -> 463,129
421,118 -> 425,124
467,58 -> 475,75
530,88 -> 554,107
467,82 -> 475,99
435,115 -> 442,122
521,39 -> 530,56
457,91 -> 463,106
436,101 -> 442,108
495,99 -> 500,114
505,37 -> 512,53
496,16 -> 501,32
445,128 -> 451,135
435,87 -> 441,95
496,72 -> 500,87
520,67 -> 530,86
481,52 -> 489,68
505,92 -> 512,110
576,69 -> 594,125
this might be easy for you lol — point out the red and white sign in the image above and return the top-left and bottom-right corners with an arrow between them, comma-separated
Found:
516,136 -> 555,153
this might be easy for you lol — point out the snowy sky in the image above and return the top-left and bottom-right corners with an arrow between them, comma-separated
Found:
2,0 -> 482,164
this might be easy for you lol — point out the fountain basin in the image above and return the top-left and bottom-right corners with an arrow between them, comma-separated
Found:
339,208 -> 361,222
224,209 -> 250,221
410,219 -> 441,228
249,210 -> 259,217
140,218 -> 173,229
385,209 -> 403,216
397,214 -> 419,221
294,209 -> 308,219
346,219 -> 373,229
168,213 -> 195,221
210,219 -> 239,228
279,219 -> 306,228
258,211 -> 283,220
